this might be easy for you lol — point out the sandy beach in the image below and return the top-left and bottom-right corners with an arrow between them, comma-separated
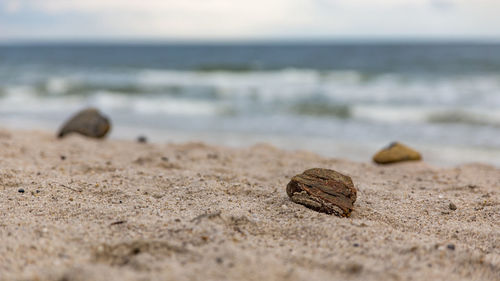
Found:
0,128 -> 498,280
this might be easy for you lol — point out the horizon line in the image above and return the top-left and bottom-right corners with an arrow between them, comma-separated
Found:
1,36 -> 500,46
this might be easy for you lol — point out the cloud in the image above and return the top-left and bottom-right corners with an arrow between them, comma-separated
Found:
1,0 -> 499,41
2,0 -> 22,13
430,0 -> 455,10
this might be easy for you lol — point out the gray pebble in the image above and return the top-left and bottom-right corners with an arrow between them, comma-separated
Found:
58,108 -> 111,138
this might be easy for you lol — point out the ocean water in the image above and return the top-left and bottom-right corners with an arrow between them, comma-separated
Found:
1,43 -> 499,166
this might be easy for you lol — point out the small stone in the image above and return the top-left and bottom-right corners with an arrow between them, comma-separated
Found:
137,135 -> 148,143
286,168 -> 357,217
60,155 -> 66,160
345,262 -> 363,274
207,153 -> 219,159
449,202 -> 457,210
57,108 -> 111,138
372,142 -> 422,164
353,243 -> 360,247
18,188 -> 25,193
447,244 -> 455,250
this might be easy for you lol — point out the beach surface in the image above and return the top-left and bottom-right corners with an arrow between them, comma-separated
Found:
0,128 -> 498,280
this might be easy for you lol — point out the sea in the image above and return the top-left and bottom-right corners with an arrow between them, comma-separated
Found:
1,42 -> 499,166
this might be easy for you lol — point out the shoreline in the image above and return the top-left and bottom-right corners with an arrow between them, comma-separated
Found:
0,128 -> 499,280
1,122 -> 500,168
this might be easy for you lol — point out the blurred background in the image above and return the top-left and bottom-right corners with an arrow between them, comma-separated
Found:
0,0 -> 499,166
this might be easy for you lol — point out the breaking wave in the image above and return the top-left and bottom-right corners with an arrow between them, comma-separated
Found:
1,68 -> 499,127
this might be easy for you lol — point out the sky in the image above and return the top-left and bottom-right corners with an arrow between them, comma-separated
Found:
0,0 -> 499,42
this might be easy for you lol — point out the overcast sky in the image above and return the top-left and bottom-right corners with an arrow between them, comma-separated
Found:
1,0 -> 499,42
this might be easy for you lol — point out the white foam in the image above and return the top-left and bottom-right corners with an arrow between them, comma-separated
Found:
89,91 -> 219,116
46,77 -> 71,95
351,105 -> 500,126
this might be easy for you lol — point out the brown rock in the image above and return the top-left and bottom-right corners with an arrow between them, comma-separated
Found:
372,142 -> 422,164
58,108 -> 111,139
286,168 -> 357,217
449,202 -> 457,210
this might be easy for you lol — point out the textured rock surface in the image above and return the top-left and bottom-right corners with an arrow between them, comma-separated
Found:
286,168 -> 357,217
58,108 -> 111,138
373,142 -> 422,164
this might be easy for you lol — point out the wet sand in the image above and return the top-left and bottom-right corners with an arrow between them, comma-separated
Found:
0,128 -> 498,280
